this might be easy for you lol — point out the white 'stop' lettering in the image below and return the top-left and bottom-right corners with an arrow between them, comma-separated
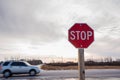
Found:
70,31 -> 92,40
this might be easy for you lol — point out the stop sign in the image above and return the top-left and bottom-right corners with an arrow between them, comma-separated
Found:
68,23 -> 94,48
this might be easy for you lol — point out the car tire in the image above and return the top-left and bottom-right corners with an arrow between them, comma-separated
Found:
3,70 -> 11,78
29,70 -> 36,76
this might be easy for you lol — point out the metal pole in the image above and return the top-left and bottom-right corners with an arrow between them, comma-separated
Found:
78,48 -> 85,80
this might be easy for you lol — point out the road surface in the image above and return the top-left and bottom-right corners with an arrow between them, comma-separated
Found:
0,69 -> 120,79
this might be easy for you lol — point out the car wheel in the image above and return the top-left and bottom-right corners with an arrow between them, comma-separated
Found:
3,70 -> 11,78
29,70 -> 36,76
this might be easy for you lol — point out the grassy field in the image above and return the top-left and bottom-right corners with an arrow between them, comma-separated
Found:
41,65 -> 120,70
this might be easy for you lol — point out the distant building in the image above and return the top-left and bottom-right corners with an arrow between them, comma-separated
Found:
27,59 -> 43,65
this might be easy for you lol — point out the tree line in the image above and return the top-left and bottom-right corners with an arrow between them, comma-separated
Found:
1,56 -> 120,66
47,57 -> 120,66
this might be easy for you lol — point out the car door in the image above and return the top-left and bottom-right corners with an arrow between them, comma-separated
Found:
10,62 -> 21,73
18,62 -> 30,73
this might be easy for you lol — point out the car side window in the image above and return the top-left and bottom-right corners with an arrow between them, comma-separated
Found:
19,62 -> 27,66
11,62 -> 27,66
11,62 -> 18,66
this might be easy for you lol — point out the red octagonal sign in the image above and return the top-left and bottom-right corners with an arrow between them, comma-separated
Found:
68,23 -> 94,48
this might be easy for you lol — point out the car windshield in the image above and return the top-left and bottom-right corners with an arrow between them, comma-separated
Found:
24,62 -> 31,66
3,61 -> 10,66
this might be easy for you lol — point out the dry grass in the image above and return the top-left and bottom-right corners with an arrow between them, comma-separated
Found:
41,65 -> 120,70
41,65 -> 77,70
85,66 -> 120,69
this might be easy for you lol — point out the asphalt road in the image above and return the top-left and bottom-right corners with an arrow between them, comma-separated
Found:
0,69 -> 120,79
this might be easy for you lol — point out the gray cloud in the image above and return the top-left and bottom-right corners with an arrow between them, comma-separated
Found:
0,0 -> 120,59
87,36 -> 120,58
0,0 -> 65,44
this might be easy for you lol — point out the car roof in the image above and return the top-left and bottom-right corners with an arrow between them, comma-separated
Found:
2,60 -> 26,63
1,61 -> 27,65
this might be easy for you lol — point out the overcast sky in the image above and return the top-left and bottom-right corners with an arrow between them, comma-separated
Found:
0,0 -> 120,61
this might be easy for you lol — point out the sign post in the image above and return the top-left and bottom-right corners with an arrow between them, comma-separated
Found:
68,23 -> 94,80
78,48 -> 85,80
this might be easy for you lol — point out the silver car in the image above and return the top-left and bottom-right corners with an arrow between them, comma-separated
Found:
0,61 -> 40,78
